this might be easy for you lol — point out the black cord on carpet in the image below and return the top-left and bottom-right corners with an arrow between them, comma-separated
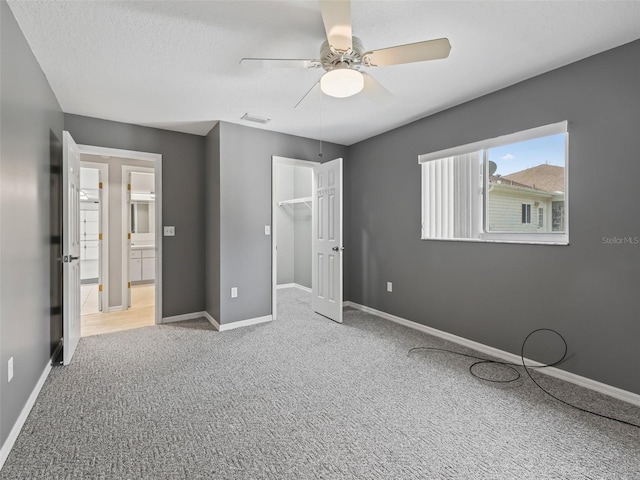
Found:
409,328 -> 640,429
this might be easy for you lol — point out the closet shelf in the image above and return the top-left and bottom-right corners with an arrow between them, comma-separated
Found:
278,197 -> 312,208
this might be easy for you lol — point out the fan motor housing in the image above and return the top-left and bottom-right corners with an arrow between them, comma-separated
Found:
320,36 -> 365,71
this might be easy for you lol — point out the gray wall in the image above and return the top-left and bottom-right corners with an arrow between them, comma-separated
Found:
64,114 -> 206,318
275,164 -> 295,285
0,0 -> 64,447
204,124 -> 220,322
293,166 -> 312,288
346,39 -> 640,395
213,122 -> 347,325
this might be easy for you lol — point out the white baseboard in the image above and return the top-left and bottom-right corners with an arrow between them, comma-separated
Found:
163,311 -> 253,330
219,314 -> 272,332
277,283 -> 312,293
0,360 -> 52,470
203,311 -> 220,330
345,301 -> 640,408
107,305 -> 124,313
161,311 -> 208,324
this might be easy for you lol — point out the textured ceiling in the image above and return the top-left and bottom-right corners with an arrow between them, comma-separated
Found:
8,1 -> 640,146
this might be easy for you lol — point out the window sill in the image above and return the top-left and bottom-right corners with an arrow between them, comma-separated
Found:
421,235 -> 569,246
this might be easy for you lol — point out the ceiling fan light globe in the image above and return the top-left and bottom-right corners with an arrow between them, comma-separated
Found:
320,68 -> 364,98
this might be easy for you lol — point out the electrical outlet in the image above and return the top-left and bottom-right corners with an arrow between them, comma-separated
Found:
163,226 -> 175,236
387,282 -> 393,292
265,225 -> 271,236
8,357 -> 13,382
231,287 -> 238,298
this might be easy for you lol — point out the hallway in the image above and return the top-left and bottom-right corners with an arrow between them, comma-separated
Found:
81,284 -> 155,337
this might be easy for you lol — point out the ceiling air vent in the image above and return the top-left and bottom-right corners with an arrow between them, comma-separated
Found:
241,113 -> 271,124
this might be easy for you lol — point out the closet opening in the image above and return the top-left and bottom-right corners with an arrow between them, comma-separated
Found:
271,157 -> 316,319
272,155 -> 345,323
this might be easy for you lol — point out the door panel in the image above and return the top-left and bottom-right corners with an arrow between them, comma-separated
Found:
311,158 -> 343,323
62,131 -> 81,365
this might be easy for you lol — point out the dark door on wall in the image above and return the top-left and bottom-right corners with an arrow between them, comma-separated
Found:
50,130 -> 63,361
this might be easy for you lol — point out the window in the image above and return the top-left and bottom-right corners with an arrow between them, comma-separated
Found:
420,122 -> 568,245
521,204 -> 531,224
538,208 -> 544,229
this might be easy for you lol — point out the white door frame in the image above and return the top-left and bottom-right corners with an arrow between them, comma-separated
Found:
79,161 -> 109,313
77,144 -> 163,325
271,156 -> 320,320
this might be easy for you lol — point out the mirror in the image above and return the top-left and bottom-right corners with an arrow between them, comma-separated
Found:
131,201 -> 154,233
130,171 -> 155,237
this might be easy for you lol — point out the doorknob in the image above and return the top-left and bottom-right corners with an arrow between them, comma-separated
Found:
63,255 -> 80,263
332,246 -> 345,252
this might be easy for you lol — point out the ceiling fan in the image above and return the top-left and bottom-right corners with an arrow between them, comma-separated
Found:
240,0 -> 451,107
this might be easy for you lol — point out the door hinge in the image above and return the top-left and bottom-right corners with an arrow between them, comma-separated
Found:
98,284 -> 103,292
99,233 -> 103,240
128,183 -> 131,190
99,182 -> 103,189
128,233 -> 131,240
128,282 -> 131,288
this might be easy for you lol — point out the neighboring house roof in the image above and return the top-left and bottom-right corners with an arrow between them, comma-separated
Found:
489,175 -> 532,189
502,164 -> 565,193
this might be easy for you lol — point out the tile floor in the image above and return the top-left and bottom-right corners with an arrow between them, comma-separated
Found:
81,283 -> 155,337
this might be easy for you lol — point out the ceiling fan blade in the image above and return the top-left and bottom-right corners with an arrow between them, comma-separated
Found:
363,73 -> 393,104
240,58 -> 321,69
319,0 -> 352,51
363,38 -> 451,67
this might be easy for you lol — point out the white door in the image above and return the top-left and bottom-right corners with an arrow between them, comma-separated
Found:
311,158 -> 343,323
62,131 -> 81,365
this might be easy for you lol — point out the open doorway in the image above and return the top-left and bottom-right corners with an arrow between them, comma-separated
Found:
271,156 -> 344,323
76,145 -> 162,338
79,162 -> 108,317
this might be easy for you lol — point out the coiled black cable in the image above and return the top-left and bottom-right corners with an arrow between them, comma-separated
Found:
409,328 -> 640,429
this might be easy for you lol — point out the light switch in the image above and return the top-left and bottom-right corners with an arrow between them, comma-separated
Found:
163,226 -> 175,236
265,225 -> 271,236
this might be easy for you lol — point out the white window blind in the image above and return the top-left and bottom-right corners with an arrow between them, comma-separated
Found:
422,152 -> 481,239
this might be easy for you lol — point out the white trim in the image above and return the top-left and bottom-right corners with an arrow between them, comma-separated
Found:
78,144 -> 161,163
420,236 -> 569,246
160,311 -> 272,332
0,360 -> 52,470
345,301 -> 640,408
418,121 -> 568,164
107,305 -> 124,313
219,315 -> 272,332
161,311 -> 207,324
277,283 -> 312,293
273,157 -> 319,168
293,283 -> 312,293
78,144 -> 162,326
203,311 -> 220,330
